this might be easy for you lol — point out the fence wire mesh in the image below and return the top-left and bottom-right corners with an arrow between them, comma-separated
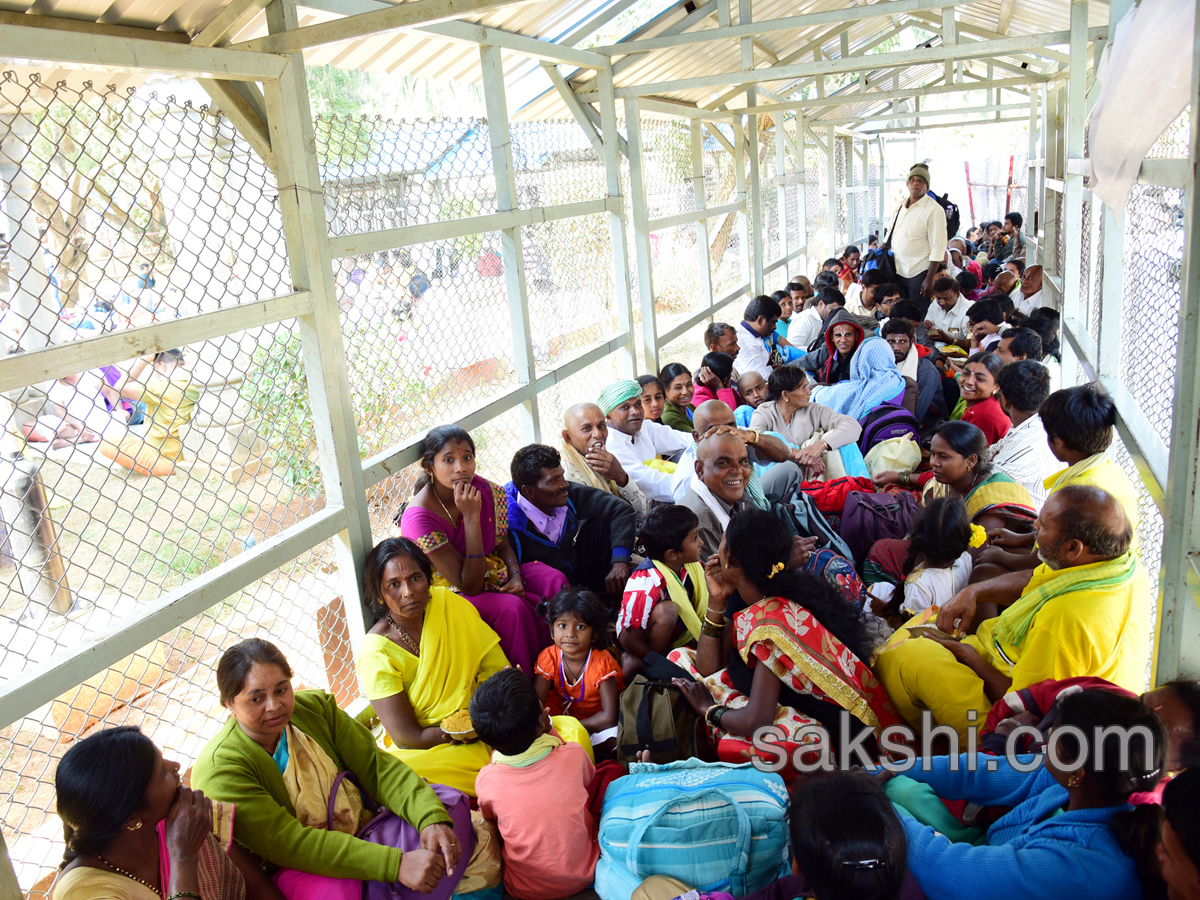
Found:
0,71 -> 642,895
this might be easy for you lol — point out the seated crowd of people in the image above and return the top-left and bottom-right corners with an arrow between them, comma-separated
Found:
52,189 -> 1200,900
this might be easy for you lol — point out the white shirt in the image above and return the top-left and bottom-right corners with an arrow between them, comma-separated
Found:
788,306 -> 823,351
902,552 -> 973,617
843,283 -> 871,317
606,420 -> 692,502
737,321 -> 775,380
1016,289 -> 1042,317
47,374 -> 118,434
925,296 -> 972,335
989,414 -> 1064,510
890,193 -> 949,279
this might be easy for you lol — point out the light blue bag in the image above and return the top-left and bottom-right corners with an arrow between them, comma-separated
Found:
594,759 -> 791,900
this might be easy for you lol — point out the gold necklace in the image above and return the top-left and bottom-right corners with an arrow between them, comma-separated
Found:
386,613 -> 421,655
432,485 -> 459,525
94,855 -> 159,895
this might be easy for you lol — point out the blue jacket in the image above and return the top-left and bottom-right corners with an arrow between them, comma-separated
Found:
899,755 -> 1141,900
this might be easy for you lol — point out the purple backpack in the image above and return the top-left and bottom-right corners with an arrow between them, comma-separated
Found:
839,490 -> 918,570
859,403 -> 921,453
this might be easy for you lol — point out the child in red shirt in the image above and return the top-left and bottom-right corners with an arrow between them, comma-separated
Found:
472,668 -> 600,900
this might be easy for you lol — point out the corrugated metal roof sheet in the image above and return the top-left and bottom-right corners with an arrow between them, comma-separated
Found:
3,0 -> 1088,118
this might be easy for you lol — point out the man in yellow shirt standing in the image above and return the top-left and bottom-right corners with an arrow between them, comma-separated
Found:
875,485 -> 1150,741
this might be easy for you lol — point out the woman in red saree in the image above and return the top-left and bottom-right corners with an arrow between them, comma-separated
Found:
671,509 -> 904,774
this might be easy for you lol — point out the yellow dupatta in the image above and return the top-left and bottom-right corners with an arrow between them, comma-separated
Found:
280,724 -> 365,834
404,586 -> 503,726
650,561 -> 709,644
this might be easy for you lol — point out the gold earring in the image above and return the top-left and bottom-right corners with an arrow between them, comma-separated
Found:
1067,772 -> 1084,788
126,820 -> 143,831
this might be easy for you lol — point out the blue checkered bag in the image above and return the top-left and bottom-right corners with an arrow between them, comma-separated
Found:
594,759 -> 790,900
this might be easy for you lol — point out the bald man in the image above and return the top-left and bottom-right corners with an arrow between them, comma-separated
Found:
559,402 -> 649,524
875,485 -> 1151,741
679,432 -> 756,558
993,270 -> 1021,310
1016,264 -> 1043,316
667,399 -> 801,505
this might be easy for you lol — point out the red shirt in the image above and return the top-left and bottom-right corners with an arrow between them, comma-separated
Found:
962,395 -> 1011,444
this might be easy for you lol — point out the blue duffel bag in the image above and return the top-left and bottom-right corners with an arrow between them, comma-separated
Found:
594,759 -> 791,900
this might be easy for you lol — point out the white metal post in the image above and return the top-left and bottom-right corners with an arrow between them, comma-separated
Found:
846,135 -> 857,245
1059,0 -> 1088,378
481,43 -> 540,443
1155,0 -> 1200,681
734,115 -> 752,303
776,112 -> 790,270
625,97 -> 658,371
691,119 -> 716,307
877,136 -> 887,242
1094,0 -> 1132,382
741,0 -> 763,296
598,66 -> 636,376
262,0 -> 374,629
795,112 -> 810,276
827,126 -> 838,256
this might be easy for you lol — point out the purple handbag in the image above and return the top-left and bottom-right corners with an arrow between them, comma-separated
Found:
328,771 -> 475,900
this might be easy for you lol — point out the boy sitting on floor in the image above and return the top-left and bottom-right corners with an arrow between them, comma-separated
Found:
472,668 -> 600,900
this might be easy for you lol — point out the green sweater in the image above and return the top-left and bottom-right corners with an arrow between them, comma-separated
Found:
192,690 -> 452,882
660,402 -> 694,433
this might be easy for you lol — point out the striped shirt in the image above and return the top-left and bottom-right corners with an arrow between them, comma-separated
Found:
989,414 -> 1064,510
616,558 -> 696,637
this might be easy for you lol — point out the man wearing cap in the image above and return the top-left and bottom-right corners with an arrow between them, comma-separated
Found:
887,163 -> 948,307
599,379 -> 692,503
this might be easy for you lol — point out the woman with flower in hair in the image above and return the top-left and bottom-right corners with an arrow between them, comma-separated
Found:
669,508 -> 904,772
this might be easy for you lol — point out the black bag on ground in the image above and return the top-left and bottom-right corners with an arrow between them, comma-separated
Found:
617,653 -> 702,764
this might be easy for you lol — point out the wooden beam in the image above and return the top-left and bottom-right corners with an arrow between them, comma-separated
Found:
420,20 -> 609,67
198,79 -> 275,171
637,96 -> 742,122
615,27 -> 1106,97
0,291 -> 311,394
593,0 -> 986,57
192,0 -> 273,45
827,101 -> 1029,126
0,21 -> 288,78
327,198 -> 617,257
862,114 -> 1028,134
544,63 -> 605,156
0,11 -> 188,43
233,0 -> 538,53
996,0 -> 1016,35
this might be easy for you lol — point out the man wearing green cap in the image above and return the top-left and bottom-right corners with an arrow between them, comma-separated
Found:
887,162 -> 948,307
599,378 -> 691,502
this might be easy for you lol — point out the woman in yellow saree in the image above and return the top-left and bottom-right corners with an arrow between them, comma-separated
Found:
356,538 -> 509,796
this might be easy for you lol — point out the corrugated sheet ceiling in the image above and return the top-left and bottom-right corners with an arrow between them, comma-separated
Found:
0,0 -> 1095,118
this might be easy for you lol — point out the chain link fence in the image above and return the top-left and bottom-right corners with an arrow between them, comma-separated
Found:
0,70 -> 639,895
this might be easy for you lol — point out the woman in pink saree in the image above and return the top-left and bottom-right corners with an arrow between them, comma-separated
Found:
398,425 -> 563,674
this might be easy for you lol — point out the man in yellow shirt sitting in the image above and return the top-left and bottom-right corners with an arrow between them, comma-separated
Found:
1039,384 -> 1140,536
875,485 -> 1150,741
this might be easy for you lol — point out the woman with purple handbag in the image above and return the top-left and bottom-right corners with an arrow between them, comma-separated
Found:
193,639 -> 476,900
